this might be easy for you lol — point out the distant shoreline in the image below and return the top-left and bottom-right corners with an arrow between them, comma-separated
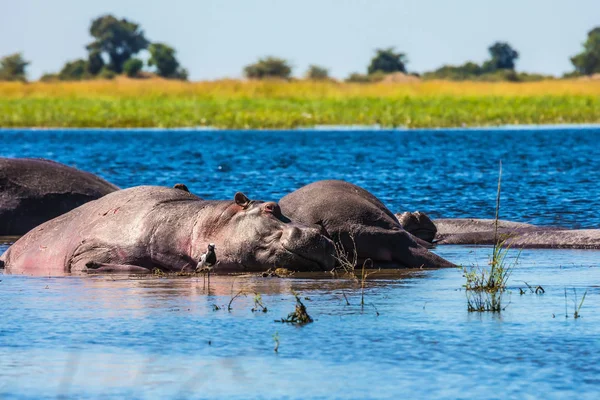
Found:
1,79 -> 599,129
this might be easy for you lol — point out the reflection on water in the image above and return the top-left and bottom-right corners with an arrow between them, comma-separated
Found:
1,246 -> 599,399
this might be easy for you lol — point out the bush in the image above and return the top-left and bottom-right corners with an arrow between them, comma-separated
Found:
58,59 -> 89,81
367,48 -> 407,75
123,58 -> 143,77
305,65 -> 329,80
244,57 -> 292,80
98,67 -> 116,80
39,73 -> 59,82
345,71 -> 386,83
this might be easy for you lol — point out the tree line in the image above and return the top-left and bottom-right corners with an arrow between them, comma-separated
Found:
2,16 -> 600,83
0,14 -> 187,82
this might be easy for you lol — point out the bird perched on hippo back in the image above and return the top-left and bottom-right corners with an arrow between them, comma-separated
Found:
0,157 -> 119,236
0,186 -> 335,275
279,180 -> 456,269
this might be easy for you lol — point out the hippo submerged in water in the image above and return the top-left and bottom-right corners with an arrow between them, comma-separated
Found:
0,186 -> 335,275
397,212 -> 600,249
279,180 -> 456,269
0,158 -> 118,236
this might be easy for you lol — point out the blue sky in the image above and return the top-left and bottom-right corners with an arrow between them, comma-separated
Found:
1,0 -> 598,80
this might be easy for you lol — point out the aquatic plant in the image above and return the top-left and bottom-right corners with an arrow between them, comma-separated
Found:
1,79 -> 599,128
228,281 -> 246,312
276,291 -> 313,325
564,288 -> 588,319
272,332 -> 280,353
462,162 -> 518,312
251,292 -> 268,313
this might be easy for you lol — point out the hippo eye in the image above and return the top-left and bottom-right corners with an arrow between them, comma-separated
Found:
264,203 -> 275,213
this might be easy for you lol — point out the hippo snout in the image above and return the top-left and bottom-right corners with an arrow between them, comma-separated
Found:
280,225 -> 336,271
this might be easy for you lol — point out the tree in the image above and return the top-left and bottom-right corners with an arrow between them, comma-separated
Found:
485,42 -> 519,71
0,53 -> 29,81
244,57 -> 292,79
148,43 -> 187,79
87,50 -> 105,75
367,48 -> 407,75
305,65 -> 329,80
58,59 -> 89,80
87,14 -> 149,73
571,27 -> 600,75
124,58 -> 143,77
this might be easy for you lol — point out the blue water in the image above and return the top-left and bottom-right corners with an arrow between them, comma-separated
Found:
1,127 -> 600,227
1,127 -> 600,399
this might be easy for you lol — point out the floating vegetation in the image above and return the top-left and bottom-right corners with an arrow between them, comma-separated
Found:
462,162 -> 518,312
276,291 -> 313,325
2,79 -> 600,128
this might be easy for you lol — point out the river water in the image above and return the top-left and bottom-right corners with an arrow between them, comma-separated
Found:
1,127 -> 599,399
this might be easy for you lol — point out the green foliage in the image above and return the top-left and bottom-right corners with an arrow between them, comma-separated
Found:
571,27 -> 600,75
148,43 -> 187,80
244,57 -> 292,79
87,50 -> 105,75
98,67 -> 116,80
485,42 -> 519,71
87,14 -> 149,73
306,65 -> 329,80
58,59 -> 89,81
123,58 -> 143,78
367,47 -> 407,75
462,163 -> 517,312
39,73 -> 59,82
345,71 -> 385,83
0,53 -> 29,82
423,62 -> 483,80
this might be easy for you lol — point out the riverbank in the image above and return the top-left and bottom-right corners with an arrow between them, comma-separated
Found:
1,79 -> 600,128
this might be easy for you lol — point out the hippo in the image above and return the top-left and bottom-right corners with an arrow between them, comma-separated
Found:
397,212 -> 600,249
0,158 -> 119,236
278,180 -> 456,269
0,186 -> 335,275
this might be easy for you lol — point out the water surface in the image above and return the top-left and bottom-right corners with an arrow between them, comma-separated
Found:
1,128 -> 600,399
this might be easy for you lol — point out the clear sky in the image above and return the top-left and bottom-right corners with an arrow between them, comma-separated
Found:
1,0 -> 598,80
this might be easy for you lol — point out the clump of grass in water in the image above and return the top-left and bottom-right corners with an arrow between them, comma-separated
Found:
564,288 -> 588,319
251,292 -> 268,313
332,234 -> 379,311
276,291 -> 313,325
461,161 -> 518,312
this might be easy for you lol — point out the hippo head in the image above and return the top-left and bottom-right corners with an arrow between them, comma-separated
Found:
203,192 -> 336,272
396,211 -> 437,243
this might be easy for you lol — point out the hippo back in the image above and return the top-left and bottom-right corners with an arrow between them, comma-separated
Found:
279,180 -> 401,234
0,158 -> 119,235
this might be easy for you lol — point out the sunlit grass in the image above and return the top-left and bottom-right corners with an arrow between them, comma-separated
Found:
1,78 -> 600,128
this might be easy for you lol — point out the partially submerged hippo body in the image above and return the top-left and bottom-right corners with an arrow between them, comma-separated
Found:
279,180 -> 456,269
0,186 -> 335,275
0,158 -> 119,236
397,212 -> 600,249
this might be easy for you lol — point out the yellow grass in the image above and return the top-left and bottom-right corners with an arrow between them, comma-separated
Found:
1,78 -> 599,128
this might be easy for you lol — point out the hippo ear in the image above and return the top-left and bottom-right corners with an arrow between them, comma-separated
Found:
234,192 -> 251,208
